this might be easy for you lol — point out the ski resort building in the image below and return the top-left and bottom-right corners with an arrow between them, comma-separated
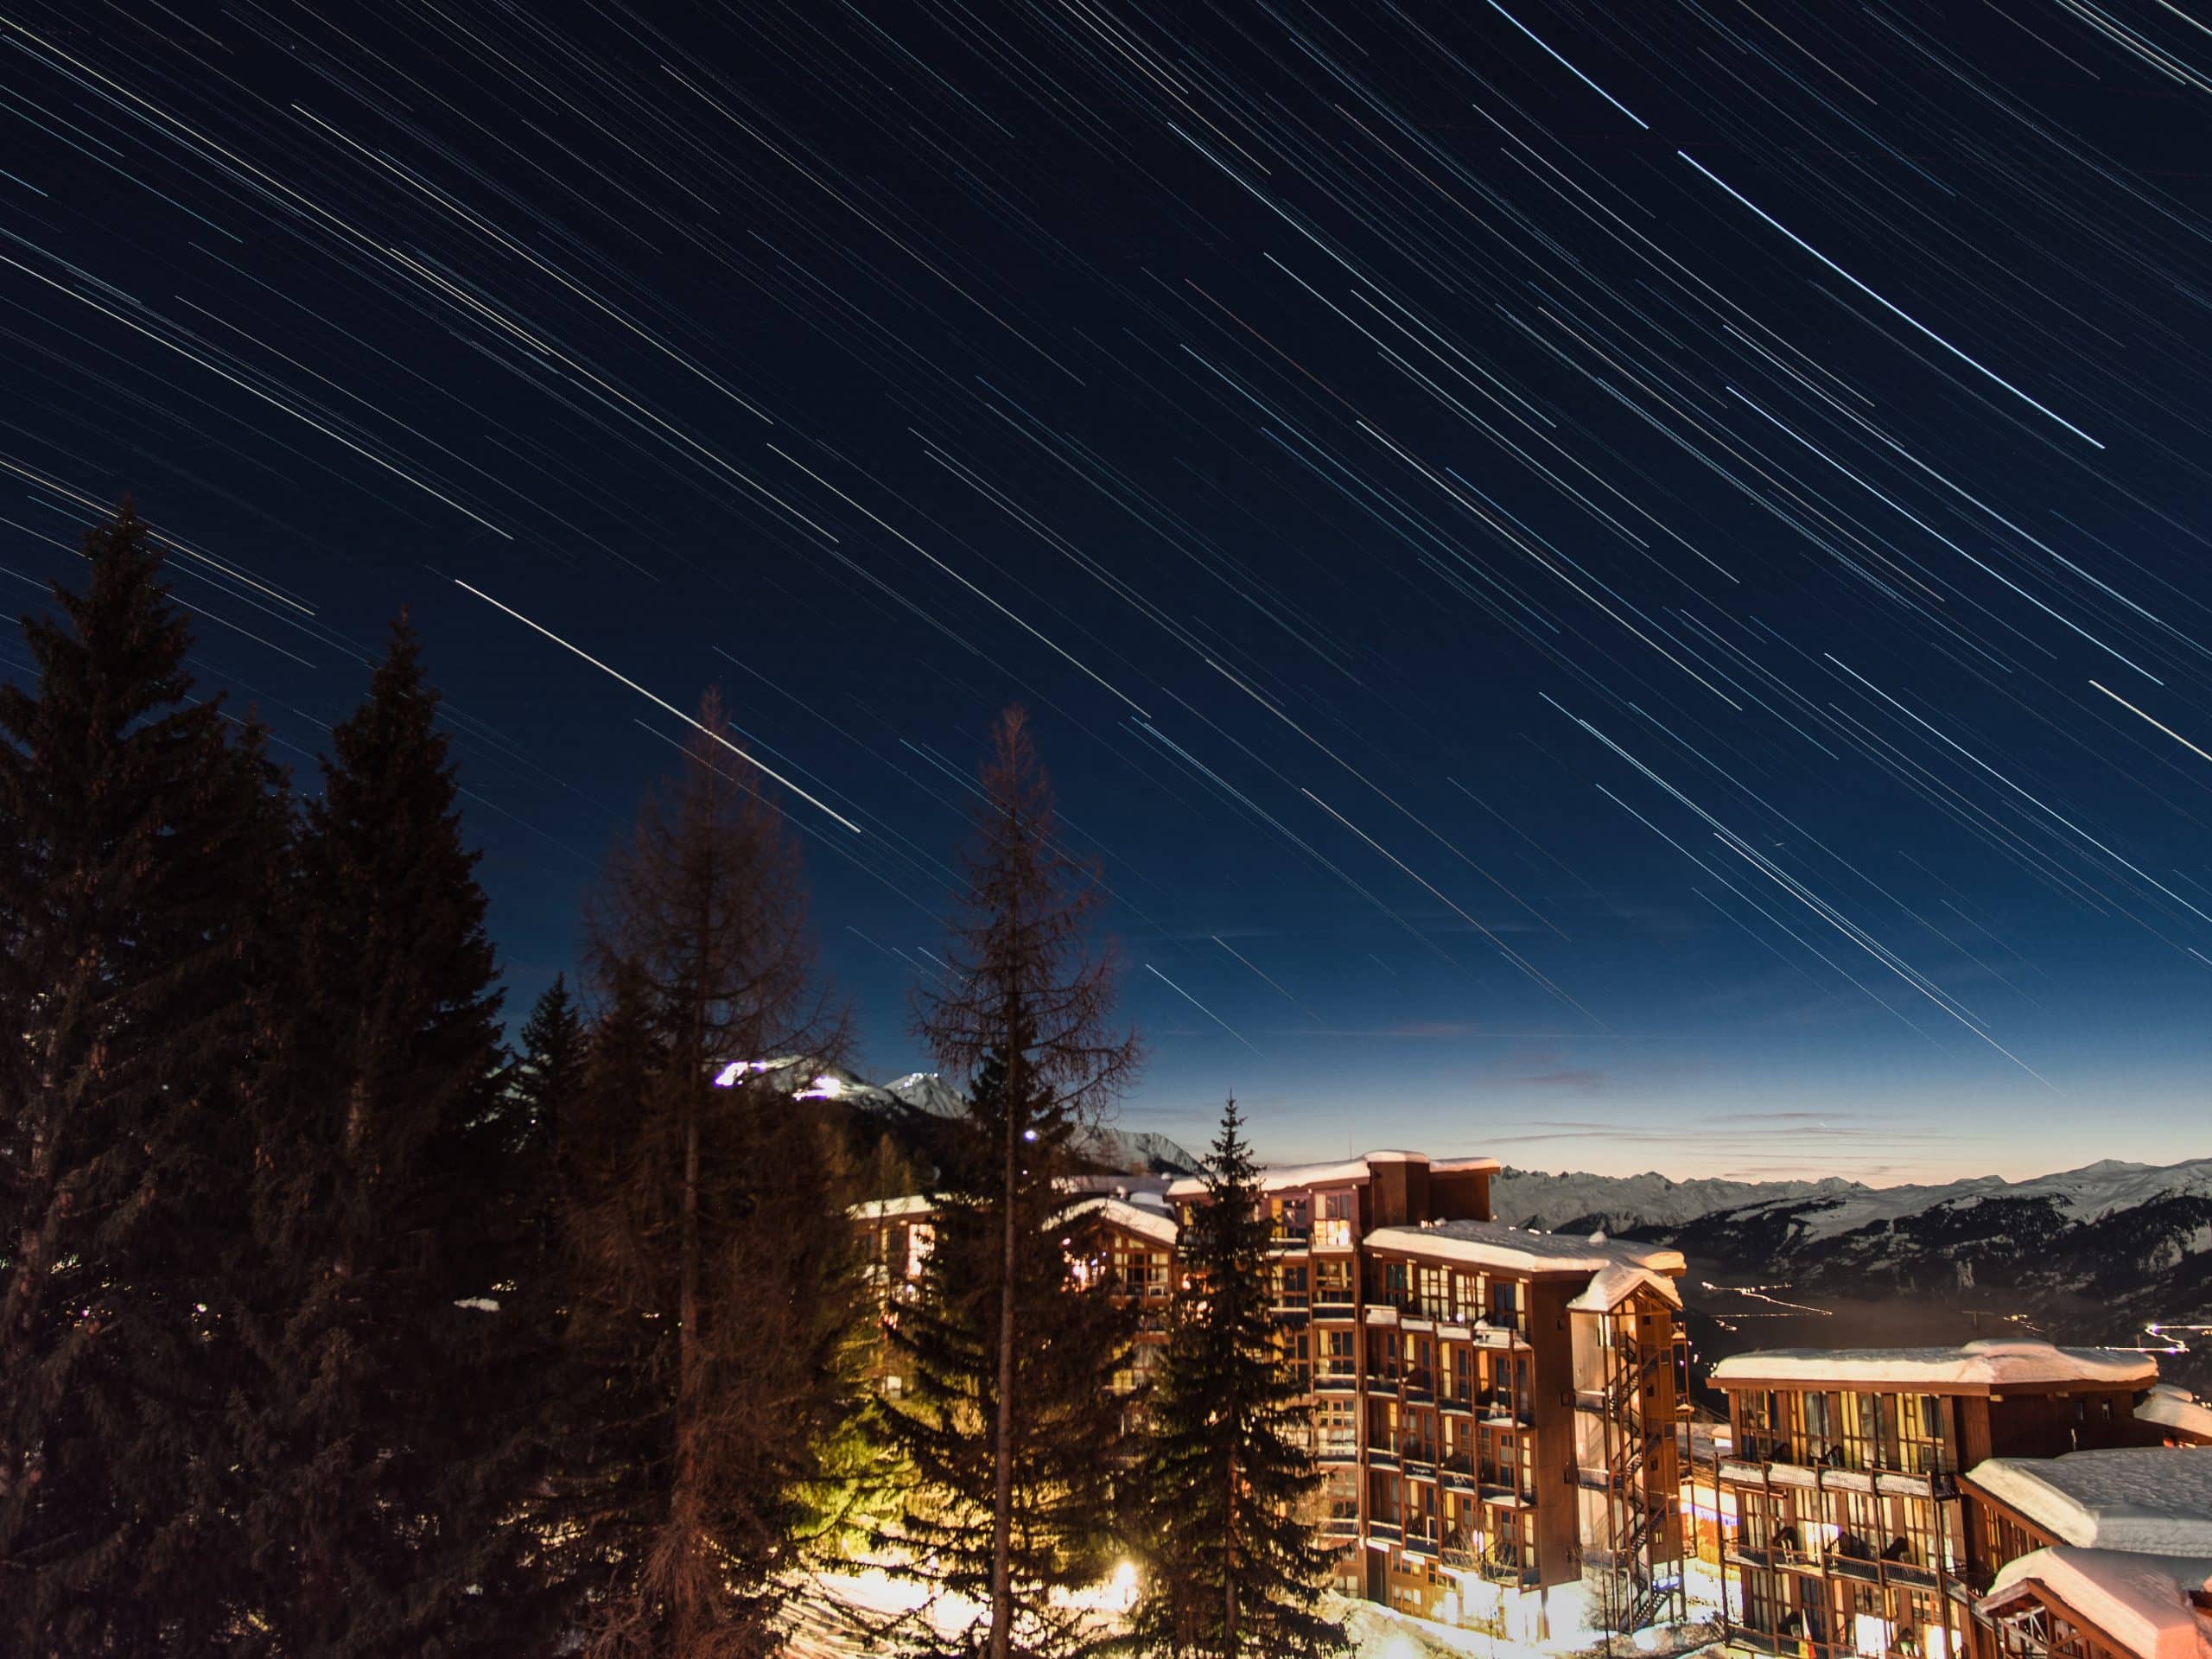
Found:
1976,1548 -> 2212,1659
1165,1149 -> 1691,1644
1961,1447 -> 2212,1580
1707,1341 -> 2164,1659
854,1147 -> 1694,1644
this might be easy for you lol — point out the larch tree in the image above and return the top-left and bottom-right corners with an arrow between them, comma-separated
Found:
0,501 -> 285,1655
1123,1101 -> 1342,1659
556,691 -> 859,1658
878,705 -> 1143,1659
241,614 -> 533,1657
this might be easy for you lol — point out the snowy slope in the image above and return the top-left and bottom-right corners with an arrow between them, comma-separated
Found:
741,1058 -> 1205,1176
1493,1156 -> 2212,1243
1491,1166 -> 1855,1233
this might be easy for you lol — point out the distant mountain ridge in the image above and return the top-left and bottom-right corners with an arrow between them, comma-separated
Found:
745,1058 -> 1205,1177
1492,1156 -> 2212,1242
1494,1157 -> 2212,1395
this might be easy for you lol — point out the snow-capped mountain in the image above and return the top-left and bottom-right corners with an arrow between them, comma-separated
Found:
1491,1167 -> 1857,1235
1500,1156 -> 2212,1395
1495,1156 -> 2212,1244
743,1058 -> 1205,1176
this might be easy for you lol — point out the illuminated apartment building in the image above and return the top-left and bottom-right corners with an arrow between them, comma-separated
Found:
1167,1148 -> 1690,1644
1708,1341 -> 2161,1659
854,1146 -> 1691,1642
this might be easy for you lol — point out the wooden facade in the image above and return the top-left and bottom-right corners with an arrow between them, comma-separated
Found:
1711,1348 -> 2157,1659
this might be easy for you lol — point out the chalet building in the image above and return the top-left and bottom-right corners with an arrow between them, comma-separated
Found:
1166,1149 -> 1690,1645
2134,1383 -> 2212,1448
1977,1549 -> 2212,1659
1964,1436 -> 2212,1659
1708,1341 -> 2163,1659
1961,1447 -> 2212,1586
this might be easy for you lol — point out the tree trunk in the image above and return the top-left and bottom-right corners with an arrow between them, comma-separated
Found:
988,1071 -> 1020,1659
1224,1453 -> 1238,1659
676,1074 -> 702,1649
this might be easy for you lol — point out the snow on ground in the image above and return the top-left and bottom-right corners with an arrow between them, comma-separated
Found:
784,1572 -> 1722,1659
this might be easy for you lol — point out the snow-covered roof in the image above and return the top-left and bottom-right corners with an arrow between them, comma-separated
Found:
1568,1261 -> 1684,1313
1363,1217 -> 1685,1278
1164,1148 -> 1499,1200
1967,1450 -> 2212,1554
849,1195 -> 935,1221
1982,1548 -> 2212,1659
2139,1384 -> 2212,1445
1057,1196 -> 1179,1249
1710,1339 -> 2157,1391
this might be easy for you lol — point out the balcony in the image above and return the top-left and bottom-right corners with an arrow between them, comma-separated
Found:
1323,1515 -> 1359,1539
1440,1389 -> 1475,1415
1315,1363 -> 1358,1395
1369,1446 -> 1399,1471
1404,1369 -> 1437,1405
1312,1290 -> 1357,1315
1440,1453 -> 1478,1493
1479,1469 -> 1535,1507
1269,1224 -> 1312,1250
1402,1524 -> 1440,1560
1319,1437 -> 1359,1465
1369,1520 -> 1402,1543
1478,1556 -> 1535,1588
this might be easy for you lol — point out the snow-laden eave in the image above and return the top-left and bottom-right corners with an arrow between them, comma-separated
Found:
1056,1196 -> 1179,1249
849,1194 -> 935,1222
1165,1148 -> 1500,1200
1964,1450 -> 2212,1555
1982,1548 -> 2212,1659
1568,1261 -> 1683,1313
1712,1339 -> 2157,1392
1363,1218 -> 1685,1278
2139,1383 -> 2212,1444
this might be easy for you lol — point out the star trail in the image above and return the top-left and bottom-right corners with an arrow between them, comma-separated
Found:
4,0 -> 2210,1180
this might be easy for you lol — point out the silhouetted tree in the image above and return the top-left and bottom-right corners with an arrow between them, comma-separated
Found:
0,501 -> 284,1655
1123,1102 -> 1342,1659
878,706 -> 1142,1659
554,692 -> 859,1657
242,615 -> 529,1656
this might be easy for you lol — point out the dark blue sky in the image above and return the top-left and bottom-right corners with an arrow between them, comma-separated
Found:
4,1 -> 2209,1180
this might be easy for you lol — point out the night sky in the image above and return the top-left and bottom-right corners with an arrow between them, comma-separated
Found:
5,2 -> 2209,1183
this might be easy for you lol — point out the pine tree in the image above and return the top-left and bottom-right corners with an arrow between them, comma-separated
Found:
241,613 -> 528,1657
482,975 -> 592,1651
1122,1102 -> 1343,1659
0,501 -> 284,1655
552,692 -> 860,1657
877,706 -> 1143,1659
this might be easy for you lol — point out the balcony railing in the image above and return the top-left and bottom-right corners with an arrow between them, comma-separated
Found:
1312,1290 -> 1356,1313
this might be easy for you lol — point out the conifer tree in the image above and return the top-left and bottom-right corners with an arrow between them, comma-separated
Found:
0,501 -> 284,1655
878,706 -> 1142,1659
1123,1102 -> 1342,1659
553,693 -> 859,1657
484,975 -> 592,1649
242,614 -> 529,1657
